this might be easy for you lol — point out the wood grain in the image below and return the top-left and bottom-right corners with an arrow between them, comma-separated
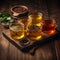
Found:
46,0 -> 60,60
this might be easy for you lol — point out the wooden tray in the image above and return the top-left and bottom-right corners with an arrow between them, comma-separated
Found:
2,29 -> 60,53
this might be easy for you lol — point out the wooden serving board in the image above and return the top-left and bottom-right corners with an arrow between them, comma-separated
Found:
2,29 -> 36,48
2,29 -> 60,53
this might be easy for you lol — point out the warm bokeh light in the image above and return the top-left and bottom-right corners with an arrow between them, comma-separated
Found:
48,30 -> 56,35
36,16 -> 42,21
34,35 -> 42,40
35,23 -> 42,27
16,34 -> 24,39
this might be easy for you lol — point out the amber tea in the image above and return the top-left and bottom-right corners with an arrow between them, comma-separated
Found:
10,23 -> 25,40
42,19 -> 56,35
27,25 -> 42,41
28,13 -> 42,26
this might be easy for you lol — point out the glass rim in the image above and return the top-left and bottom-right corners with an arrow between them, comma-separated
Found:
9,22 -> 24,31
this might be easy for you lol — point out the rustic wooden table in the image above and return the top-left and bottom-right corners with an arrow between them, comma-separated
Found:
0,0 -> 60,60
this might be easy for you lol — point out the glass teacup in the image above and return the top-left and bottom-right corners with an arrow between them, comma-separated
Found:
28,12 -> 43,26
27,24 -> 42,41
9,22 -> 25,40
42,19 -> 57,35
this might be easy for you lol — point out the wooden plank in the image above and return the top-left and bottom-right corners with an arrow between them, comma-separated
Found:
0,25 -> 9,60
36,43 -> 57,60
54,40 -> 60,60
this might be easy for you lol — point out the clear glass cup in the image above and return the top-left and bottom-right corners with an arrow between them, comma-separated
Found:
28,12 -> 43,27
42,19 -> 57,35
26,24 -> 42,41
9,22 -> 25,40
